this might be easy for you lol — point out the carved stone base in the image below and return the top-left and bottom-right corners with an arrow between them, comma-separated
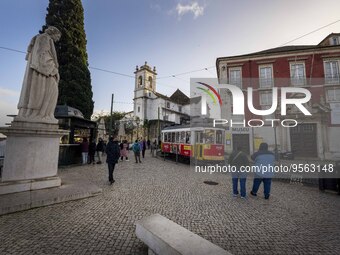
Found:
0,120 -> 68,194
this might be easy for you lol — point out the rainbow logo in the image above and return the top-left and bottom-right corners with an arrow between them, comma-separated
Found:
196,82 -> 222,106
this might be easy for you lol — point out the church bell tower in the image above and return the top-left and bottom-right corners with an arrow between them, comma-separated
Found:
133,61 -> 157,122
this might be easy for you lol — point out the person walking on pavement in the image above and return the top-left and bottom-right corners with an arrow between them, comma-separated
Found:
228,147 -> 249,198
150,139 -> 157,154
105,137 -> 120,185
96,137 -> 104,164
147,139 -> 151,150
141,138 -> 147,158
132,139 -> 142,163
88,139 -> 96,164
81,137 -> 89,164
120,140 -> 129,161
250,142 -> 275,199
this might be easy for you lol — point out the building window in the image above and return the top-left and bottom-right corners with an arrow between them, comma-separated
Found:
178,106 -> 182,112
164,115 -> 169,121
259,65 -> 273,88
331,36 -> 339,45
324,60 -> 340,84
290,62 -> 306,86
327,88 -> 340,102
229,67 -> 242,88
260,91 -> 273,106
166,102 -> 170,108
138,76 -> 143,87
138,106 -> 140,112
148,76 -> 153,89
216,130 -> 223,144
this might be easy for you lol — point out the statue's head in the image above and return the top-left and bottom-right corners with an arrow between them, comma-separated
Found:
45,26 -> 62,42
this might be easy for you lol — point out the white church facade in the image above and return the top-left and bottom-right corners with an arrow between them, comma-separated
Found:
124,62 -> 191,142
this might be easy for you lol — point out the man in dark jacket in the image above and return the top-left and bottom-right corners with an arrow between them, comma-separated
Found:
105,137 -> 120,185
250,142 -> 275,199
96,138 -> 104,164
88,139 -> 96,164
228,147 -> 249,198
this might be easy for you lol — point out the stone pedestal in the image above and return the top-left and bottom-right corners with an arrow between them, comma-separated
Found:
0,120 -> 68,195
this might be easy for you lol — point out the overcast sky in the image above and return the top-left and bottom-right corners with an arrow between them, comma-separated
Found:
1,0 -> 340,126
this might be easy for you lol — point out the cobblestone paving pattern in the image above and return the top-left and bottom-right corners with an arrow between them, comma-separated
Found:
0,152 -> 339,254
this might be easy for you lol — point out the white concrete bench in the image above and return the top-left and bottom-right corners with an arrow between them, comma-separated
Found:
136,214 -> 232,255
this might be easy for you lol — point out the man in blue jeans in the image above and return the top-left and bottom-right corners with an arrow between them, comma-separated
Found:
228,146 -> 249,198
250,143 -> 275,199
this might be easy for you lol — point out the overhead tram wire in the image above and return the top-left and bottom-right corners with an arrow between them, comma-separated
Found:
157,66 -> 215,79
3,17 -> 340,92
0,45 -> 187,93
3,20 -> 338,82
204,68 -> 217,76
171,75 -> 189,84
89,66 -> 188,92
0,46 -> 26,54
0,45 -> 211,87
89,66 -> 134,78
279,19 -> 340,46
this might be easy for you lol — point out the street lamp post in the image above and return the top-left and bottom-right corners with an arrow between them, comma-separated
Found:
109,93 -> 114,138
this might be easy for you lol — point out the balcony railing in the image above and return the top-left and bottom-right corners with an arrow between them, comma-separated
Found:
259,78 -> 273,88
325,74 -> 340,85
291,77 -> 307,86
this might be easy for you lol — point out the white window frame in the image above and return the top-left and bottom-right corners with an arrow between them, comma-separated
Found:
148,76 -> 153,89
290,62 -> 306,86
259,91 -> 273,106
178,105 -> 182,112
324,60 -> 340,85
138,76 -> 143,87
326,88 -> 340,102
330,36 -> 339,45
166,102 -> 170,108
259,64 -> 274,88
228,67 -> 242,88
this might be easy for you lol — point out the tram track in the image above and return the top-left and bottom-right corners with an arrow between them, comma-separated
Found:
155,150 -> 191,165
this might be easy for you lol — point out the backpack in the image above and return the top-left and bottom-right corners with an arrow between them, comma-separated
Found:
133,143 -> 140,153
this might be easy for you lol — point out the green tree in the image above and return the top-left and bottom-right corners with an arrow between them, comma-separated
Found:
43,0 -> 94,119
143,119 -> 151,138
97,112 -> 125,137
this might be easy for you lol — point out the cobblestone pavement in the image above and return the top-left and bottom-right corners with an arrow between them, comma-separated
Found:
0,151 -> 340,255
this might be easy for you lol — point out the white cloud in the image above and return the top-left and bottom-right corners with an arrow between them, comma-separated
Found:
176,2 -> 204,19
150,3 -> 162,12
0,87 -> 20,97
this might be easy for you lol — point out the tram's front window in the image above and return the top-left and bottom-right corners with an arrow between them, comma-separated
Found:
186,131 -> 191,144
205,129 -> 215,144
180,131 -> 185,143
195,131 -> 203,144
171,132 -> 175,143
216,130 -> 223,144
176,132 -> 180,143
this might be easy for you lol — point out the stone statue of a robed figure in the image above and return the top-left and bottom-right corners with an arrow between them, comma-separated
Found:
15,26 -> 61,123
0,26 -> 68,195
